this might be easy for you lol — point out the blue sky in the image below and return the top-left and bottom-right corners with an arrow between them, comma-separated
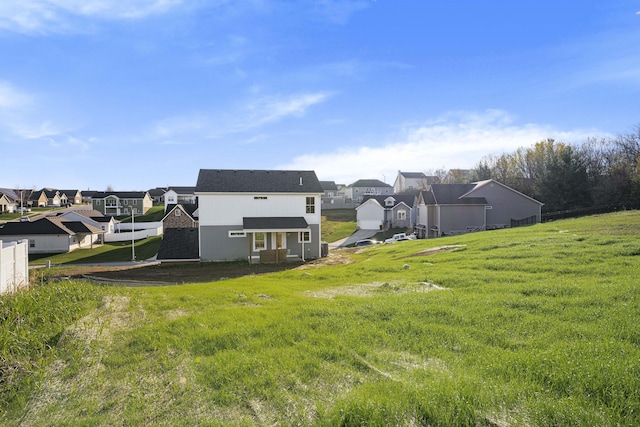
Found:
1,0 -> 639,191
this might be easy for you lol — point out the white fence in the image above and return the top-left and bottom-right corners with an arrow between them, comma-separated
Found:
105,223 -> 163,242
1,239 -> 29,294
116,221 -> 162,232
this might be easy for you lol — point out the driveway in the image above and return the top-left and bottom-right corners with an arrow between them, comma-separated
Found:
328,229 -> 379,249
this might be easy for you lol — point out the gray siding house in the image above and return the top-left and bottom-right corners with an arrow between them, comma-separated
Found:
195,169 -> 324,263
416,180 -> 543,238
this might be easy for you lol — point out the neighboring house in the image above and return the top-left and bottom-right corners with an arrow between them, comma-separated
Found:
162,204 -> 198,230
415,179 -> 544,238
164,187 -> 197,210
195,169 -> 324,263
59,190 -> 83,205
0,217 -> 104,253
0,190 -> 17,213
356,195 -> 416,230
29,189 -> 61,207
393,171 -> 440,194
319,181 -> 339,205
56,209 -> 117,236
148,187 -> 167,205
82,190 -> 97,204
91,191 -> 153,216
345,179 -> 393,203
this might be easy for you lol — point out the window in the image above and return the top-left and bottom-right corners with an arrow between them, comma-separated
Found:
298,231 -> 311,243
175,209 -> 181,216
229,230 -> 246,238
254,232 -> 266,251
397,210 -> 407,220
29,239 -> 35,248
254,196 -> 267,200
134,200 -> 138,205
96,200 -> 101,205
306,197 -> 315,214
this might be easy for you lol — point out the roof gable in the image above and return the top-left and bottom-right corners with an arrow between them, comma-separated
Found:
195,169 -> 323,193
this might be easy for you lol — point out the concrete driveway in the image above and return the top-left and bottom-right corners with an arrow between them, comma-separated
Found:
328,229 -> 380,249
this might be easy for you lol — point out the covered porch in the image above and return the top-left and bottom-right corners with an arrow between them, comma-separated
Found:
243,217 -> 312,264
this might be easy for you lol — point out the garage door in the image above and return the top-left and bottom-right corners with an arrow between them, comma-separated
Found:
358,220 -> 381,230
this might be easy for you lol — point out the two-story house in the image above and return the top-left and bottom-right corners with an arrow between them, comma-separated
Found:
356,195 -> 416,230
345,179 -> 393,203
91,191 -> 153,216
393,171 -> 440,194
195,169 -> 324,263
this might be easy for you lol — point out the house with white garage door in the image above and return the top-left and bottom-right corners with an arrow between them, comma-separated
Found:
356,195 -> 416,230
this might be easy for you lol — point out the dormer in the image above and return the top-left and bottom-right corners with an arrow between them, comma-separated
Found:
384,196 -> 396,207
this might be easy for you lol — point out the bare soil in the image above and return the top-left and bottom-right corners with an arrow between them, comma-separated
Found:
55,250 -> 359,285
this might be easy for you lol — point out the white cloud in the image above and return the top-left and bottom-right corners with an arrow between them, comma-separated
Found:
280,110 -> 602,185
0,81 -> 32,109
245,92 -> 330,127
149,91 -> 331,140
0,0 -> 184,33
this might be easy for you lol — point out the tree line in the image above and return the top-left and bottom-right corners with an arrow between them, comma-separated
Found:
467,125 -> 640,213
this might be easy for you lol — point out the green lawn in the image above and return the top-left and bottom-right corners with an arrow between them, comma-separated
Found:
28,236 -> 162,265
119,205 -> 165,223
2,211 -> 640,426
321,209 -> 357,242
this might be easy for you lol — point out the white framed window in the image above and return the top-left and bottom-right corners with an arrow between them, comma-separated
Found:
397,209 -> 407,220
298,231 -> 311,243
96,200 -> 101,205
175,209 -> 181,216
306,197 -> 315,214
228,230 -> 246,238
253,232 -> 266,251
134,200 -> 138,205
29,239 -> 35,248
254,196 -> 267,200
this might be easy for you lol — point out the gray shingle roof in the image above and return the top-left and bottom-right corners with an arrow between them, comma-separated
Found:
362,195 -> 416,208
243,217 -> 309,230
196,169 -> 323,193
0,217 -> 102,236
91,191 -> 149,199
348,179 -> 391,188
157,228 -> 200,260
319,181 -> 338,191
430,184 -> 488,205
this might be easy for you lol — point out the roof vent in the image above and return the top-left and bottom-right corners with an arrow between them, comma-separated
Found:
299,177 -> 303,186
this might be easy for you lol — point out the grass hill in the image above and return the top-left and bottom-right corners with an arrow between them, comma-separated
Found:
2,211 -> 639,426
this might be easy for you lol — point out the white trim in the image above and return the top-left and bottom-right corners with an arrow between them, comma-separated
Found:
253,232 -> 267,251
298,231 -> 311,243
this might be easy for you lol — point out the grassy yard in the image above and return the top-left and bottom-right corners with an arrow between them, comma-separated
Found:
28,236 -> 162,265
321,209 -> 356,242
2,211 -> 640,426
119,205 -> 165,223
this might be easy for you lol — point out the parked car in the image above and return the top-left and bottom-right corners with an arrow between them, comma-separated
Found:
384,233 -> 417,244
355,239 -> 380,246
20,216 -> 30,222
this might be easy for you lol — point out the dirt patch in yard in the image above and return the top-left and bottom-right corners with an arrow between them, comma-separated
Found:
54,252 -> 357,285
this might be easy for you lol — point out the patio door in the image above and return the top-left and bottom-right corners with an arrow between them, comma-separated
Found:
274,232 -> 287,249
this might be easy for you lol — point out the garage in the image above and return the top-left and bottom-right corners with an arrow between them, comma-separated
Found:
358,219 -> 382,230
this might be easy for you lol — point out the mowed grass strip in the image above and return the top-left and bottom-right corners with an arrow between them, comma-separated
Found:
2,211 -> 639,426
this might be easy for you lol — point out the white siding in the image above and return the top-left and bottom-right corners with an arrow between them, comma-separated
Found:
198,194 -> 321,227
356,200 -> 384,230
